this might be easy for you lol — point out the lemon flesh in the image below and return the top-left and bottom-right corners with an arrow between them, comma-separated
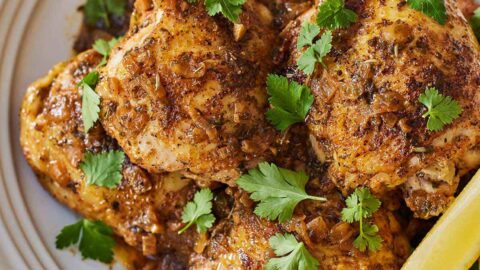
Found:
402,169 -> 480,270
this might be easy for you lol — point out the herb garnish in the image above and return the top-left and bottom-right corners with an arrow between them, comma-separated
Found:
237,162 -> 326,223
341,187 -> 382,252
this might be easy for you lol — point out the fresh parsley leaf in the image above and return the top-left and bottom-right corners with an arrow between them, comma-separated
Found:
341,187 -> 382,252
265,75 -> 314,131
470,8 -> 480,41
353,223 -> 382,252
178,188 -> 216,234
55,219 -> 115,263
316,0 -> 358,30
80,150 -> 125,188
79,71 -> 100,133
407,0 -> 447,25
204,0 -> 246,23
93,38 -> 119,67
84,0 -> 126,27
237,162 -> 326,223
297,22 -> 321,49
297,30 -> 333,75
418,87 -> 462,132
265,233 -> 319,270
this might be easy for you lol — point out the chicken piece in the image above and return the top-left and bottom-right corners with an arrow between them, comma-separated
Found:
19,50 -> 199,267
191,189 -> 410,269
281,0 -> 480,218
95,0 -> 278,185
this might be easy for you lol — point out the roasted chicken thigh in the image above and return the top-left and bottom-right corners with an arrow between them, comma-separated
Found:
281,0 -> 480,218
96,0 -> 278,185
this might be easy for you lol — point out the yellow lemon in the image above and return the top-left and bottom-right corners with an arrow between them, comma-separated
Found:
402,169 -> 480,270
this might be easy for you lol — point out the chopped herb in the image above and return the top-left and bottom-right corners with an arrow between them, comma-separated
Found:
192,0 -> 246,23
265,74 -> 314,131
93,38 -> 120,67
178,188 -> 216,234
84,0 -> 127,27
316,0 -> 358,30
79,71 -> 100,133
237,162 -> 326,223
418,87 -> 462,132
407,0 -> 447,25
80,150 -> 125,188
341,187 -> 382,252
56,219 -> 115,263
297,30 -> 333,75
265,233 -> 319,270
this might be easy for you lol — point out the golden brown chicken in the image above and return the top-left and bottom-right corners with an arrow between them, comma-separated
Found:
281,0 -> 480,218
95,0 -> 278,185
19,48 -> 410,270
19,50 -> 201,268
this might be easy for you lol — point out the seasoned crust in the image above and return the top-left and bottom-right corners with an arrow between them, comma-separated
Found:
281,0 -> 480,218
19,50 -> 198,263
96,0 -> 279,185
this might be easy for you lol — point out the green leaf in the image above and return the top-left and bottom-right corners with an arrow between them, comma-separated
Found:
418,87 -> 463,132
316,0 -> 358,30
341,187 -> 382,252
407,0 -> 447,25
80,150 -> 125,188
470,8 -> 480,41
79,71 -> 100,133
55,219 -> 115,263
265,233 -> 319,270
297,47 -> 318,76
178,188 -> 216,234
84,0 -> 126,27
353,223 -> 382,252
93,38 -> 119,67
237,162 -> 326,223
297,22 -> 321,49
265,75 -> 314,131
204,0 -> 246,23
55,219 -> 83,249
297,30 -> 332,75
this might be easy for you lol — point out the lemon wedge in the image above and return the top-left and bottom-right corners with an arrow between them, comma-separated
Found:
402,169 -> 480,270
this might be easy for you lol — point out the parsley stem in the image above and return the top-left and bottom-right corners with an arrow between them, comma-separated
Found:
306,195 -> 327,202
178,220 -> 194,234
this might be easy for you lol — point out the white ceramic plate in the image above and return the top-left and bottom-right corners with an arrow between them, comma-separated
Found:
0,0 -> 123,269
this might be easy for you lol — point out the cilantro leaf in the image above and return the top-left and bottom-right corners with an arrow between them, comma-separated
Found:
353,223 -> 382,252
265,75 -> 314,131
204,0 -> 246,23
237,162 -> 326,223
407,0 -> 447,25
316,0 -> 358,30
93,38 -> 119,67
297,22 -> 321,49
265,233 -> 319,270
298,30 -> 333,75
418,87 -> 462,132
341,187 -> 382,252
55,219 -> 115,263
84,0 -> 126,27
178,188 -> 216,234
470,8 -> 480,41
79,71 -> 100,133
80,150 -> 125,188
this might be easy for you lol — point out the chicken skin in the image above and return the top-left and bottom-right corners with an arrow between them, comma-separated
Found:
19,50 -> 200,267
95,0 -> 278,185
281,0 -> 480,218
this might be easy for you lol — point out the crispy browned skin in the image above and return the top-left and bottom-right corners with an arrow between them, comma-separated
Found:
19,50 -> 199,268
95,0 -> 278,185
191,188 -> 409,270
281,0 -> 480,218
